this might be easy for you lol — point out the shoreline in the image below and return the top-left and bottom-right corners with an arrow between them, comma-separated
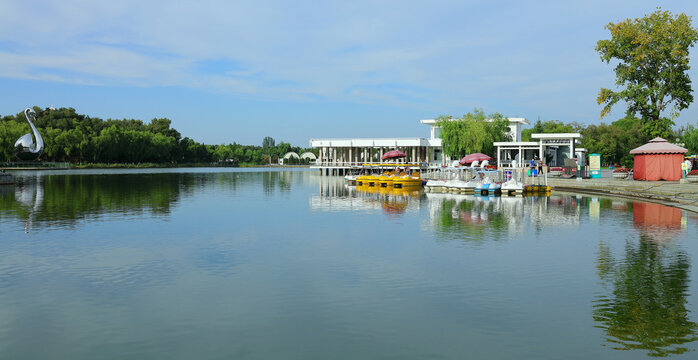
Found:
546,177 -> 698,213
3,166 -> 698,213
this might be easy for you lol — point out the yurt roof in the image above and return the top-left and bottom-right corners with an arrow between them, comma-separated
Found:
629,137 -> 688,155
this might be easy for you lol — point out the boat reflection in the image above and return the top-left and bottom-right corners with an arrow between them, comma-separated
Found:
425,192 -> 584,240
310,177 -> 422,216
593,201 -> 696,356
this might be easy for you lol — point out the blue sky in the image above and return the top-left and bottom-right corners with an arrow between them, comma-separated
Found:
1,0 -> 698,147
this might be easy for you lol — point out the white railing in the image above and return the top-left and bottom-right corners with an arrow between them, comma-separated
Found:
312,160 -> 444,167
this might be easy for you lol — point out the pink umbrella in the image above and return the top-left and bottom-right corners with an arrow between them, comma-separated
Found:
381,150 -> 406,160
459,153 -> 491,165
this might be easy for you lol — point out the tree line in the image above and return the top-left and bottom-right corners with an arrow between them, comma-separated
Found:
523,115 -> 698,167
0,107 -> 315,165
439,110 -> 698,168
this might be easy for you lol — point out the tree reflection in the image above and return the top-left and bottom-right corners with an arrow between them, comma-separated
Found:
594,236 -> 698,356
429,195 -> 511,242
0,173 -> 196,231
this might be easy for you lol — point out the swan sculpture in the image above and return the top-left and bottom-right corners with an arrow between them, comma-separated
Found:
14,108 -> 44,160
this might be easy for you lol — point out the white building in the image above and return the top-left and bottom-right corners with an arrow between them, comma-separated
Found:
494,133 -> 586,168
309,117 -> 530,170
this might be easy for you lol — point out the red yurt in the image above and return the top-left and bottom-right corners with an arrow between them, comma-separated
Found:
630,137 -> 687,181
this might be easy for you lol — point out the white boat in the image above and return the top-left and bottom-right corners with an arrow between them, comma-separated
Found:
344,168 -> 361,185
474,173 -> 501,194
425,179 -> 448,192
501,178 -> 524,193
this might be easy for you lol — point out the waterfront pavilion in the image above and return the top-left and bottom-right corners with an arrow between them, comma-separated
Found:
310,117 -> 531,175
309,137 -> 442,167
494,133 -> 584,168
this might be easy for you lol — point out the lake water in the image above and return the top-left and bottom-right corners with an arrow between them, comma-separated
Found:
1,168 -> 697,359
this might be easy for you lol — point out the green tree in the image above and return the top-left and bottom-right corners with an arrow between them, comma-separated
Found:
262,136 -> 275,149
596,9 -> 698,138
581,114 -> 648,167
213,144 -> 234,161
679,123 -> 698,154
277,142 -> 291,157
436,109 -> 510,158
521,120 -> 581,141
0,119 -> 28,161
148,118 -> 181,140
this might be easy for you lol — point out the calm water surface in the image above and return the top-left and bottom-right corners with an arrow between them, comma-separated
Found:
1,168 -> 697,359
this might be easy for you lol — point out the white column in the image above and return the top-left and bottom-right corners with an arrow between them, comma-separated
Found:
497,146 -> 501,168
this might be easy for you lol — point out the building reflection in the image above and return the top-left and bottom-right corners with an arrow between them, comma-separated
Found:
594,201 -> 697,356
424,193 -> 584,240
632,202 -> 685,242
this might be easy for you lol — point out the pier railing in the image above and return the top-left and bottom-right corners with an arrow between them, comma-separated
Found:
312,160 -> 445,168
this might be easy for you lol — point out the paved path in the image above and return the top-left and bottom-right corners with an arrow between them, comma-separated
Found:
538,175 -> 698,213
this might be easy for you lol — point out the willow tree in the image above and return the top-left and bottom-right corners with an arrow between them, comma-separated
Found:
596,9 -> 698,138
436,109 -> 510,159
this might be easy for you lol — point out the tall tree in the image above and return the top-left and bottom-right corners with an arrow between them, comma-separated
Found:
596,9 -> 698,138
436,109 -> 510,158
262,136 -> 275,149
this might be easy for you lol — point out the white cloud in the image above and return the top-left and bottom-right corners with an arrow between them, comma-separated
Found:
1,0 -> 698,124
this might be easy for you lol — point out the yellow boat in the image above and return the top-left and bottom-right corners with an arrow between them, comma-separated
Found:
356,174 -> 366,186
378,171 -> 395,188
365,174 -> 379,187
392,170 -> 423,189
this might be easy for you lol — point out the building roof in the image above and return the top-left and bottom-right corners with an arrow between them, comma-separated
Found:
530,133 -> 582,139
629,137 -> 688,155
309,138 -> 441,147
493,141 -> 539,147
420,117 -> 530,125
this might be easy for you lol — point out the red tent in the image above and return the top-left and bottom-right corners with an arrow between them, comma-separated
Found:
381,150 -> 406,160
459,153 -> 491,165
630,137 -> 687,181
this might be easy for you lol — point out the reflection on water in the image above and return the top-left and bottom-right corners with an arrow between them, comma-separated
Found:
314,183 -> 698,356
0,169 -> 307,232
309,177 -> 423,216
594,202 -> 697,357
595,238 -> 697,356
0,169 -> 697,359
424,193 -> 585,241
633,202 -> 686,242
0,173 -> 190,232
